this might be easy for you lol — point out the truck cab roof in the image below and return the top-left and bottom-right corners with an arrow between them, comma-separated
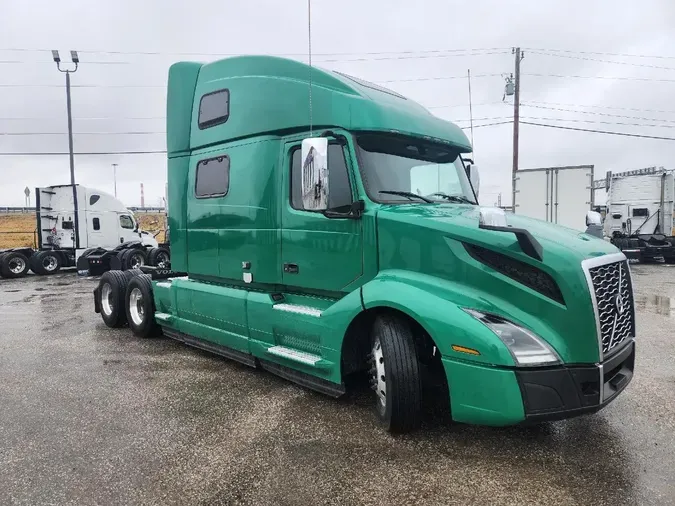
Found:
166,55 -> 471,156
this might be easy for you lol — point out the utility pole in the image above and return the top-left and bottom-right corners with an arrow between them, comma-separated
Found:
467,69 -> 475,153
112,163 -> 118,197
512,47 -> 524,212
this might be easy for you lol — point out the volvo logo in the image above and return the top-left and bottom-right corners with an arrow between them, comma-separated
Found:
614,293 -> 626,315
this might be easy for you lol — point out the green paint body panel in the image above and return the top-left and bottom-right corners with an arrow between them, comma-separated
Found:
156,55 -> 630,427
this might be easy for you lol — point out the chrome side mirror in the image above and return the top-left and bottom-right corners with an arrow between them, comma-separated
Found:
301,137 -> 329,211
468,164 -> 480,199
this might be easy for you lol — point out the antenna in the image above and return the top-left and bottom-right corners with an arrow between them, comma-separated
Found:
308,0 -> 313,136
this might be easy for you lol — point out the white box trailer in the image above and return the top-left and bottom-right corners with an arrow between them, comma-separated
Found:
0,184 -> 169,279
513,165 -> 594,232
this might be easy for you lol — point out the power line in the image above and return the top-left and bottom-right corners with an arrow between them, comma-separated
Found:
520,116 -> 675,129
428,101 -> 504,109
0,60 -> 129,65
0,116 -> 164,121
0,84 -> 164,88
461,120 -> 512,129
0,150 -> 167,156
520,104 -> 675,123
525,48 -> 675,61
527,50 -> 675,71
0,46 -> 511,58
525,73 -> 675,82
380,73 -> 503,83
0,131 -> 164,136
520,121 -> 675,141
523,100 -> 675,115
0,73 -> 506,88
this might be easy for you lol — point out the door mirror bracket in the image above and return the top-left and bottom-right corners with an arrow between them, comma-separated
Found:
323,200 -> 365,220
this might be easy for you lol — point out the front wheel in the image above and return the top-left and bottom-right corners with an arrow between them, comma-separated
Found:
125,274 -> 160,338
370,315 -> 423,433
122,248 -> 147,270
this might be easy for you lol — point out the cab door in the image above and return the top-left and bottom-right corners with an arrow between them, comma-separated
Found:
118,213 -> 138,244
280,135 -> 363,293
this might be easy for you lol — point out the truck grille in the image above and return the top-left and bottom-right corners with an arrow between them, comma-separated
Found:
586,258 -> 635,357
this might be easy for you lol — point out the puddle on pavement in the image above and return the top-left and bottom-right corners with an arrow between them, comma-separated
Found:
634,293 -> 675,318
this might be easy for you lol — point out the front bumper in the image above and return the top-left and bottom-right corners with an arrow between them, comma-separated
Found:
516,339 -> 635,422
442,339 -> 635,426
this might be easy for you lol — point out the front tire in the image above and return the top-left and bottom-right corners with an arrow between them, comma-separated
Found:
98,270 -> 131,328
370,315 -> 423,433
125,274 -> 160,338
0,251 -> 30,278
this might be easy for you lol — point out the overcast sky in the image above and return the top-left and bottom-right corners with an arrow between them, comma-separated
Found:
1,0 -> 675,208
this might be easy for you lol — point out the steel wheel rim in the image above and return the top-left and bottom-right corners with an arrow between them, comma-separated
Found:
101,283 -> 113,316
156,252 -> 169,268
371,337 -> 386,408
43,255 -> 58,271
130,253 -> 144,269
129,287 -> 144,326
8,257 -> 26,274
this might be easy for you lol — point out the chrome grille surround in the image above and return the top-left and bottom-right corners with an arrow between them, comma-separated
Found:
581,252 -> 636,360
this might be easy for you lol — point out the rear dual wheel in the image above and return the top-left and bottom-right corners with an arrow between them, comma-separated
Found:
125,274 -> 160,338
0,251 -> 30,278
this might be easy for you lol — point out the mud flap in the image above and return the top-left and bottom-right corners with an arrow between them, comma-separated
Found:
93,285 -> 101,314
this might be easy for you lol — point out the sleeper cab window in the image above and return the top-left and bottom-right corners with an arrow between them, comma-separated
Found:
195,156 -> 230,198
89,194 -> 100,206
290,144 -> 352,211
120,215 -> 134,229
198,89 -> 230,129
93,217 -> 100,231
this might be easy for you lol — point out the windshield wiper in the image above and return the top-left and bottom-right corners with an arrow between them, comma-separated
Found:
427,192 -> 477,205
379,190 -> 434,203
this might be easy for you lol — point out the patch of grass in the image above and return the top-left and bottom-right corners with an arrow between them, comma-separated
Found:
0,213 -> 167,249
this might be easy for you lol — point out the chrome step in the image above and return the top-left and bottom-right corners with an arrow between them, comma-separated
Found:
273,303 -> 322,317
266,345 -> 321,366
154,312 -> 172,322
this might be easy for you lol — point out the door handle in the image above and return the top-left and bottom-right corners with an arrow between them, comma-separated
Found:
283,263 -> 299,274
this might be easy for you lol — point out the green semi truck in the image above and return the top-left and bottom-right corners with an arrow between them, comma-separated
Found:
93,55 -> 636,433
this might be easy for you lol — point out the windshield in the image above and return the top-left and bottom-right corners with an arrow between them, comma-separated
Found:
355,133 -> 476,204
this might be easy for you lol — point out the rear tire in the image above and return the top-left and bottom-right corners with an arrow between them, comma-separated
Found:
98,270 -> 131,328
125,274 -> 160,338
148,246 -> 170,268
122,248 -> 147,270
0,251 -> 30,278
31,251 -> 62,275
370,314 -> 423,433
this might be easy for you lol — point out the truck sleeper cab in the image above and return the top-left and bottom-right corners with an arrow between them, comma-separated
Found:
93,56 -> 635,433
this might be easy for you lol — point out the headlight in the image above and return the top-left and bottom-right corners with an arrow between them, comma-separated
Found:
463,309 -> 561,367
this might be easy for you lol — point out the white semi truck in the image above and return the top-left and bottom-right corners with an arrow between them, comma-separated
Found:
598,167 -> 675,262
513,165 -> 595,232
0,184 -> 170,279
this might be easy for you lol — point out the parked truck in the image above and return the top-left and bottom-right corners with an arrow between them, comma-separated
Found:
513,165 -> 595,232
598,167 -> 675,263
92,56 -> 635,433
0,184 -> 170,279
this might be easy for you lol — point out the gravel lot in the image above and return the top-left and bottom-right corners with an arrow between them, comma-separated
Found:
0,265 -> 674,506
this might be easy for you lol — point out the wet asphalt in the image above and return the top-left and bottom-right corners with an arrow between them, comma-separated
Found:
0,266 -> 674,506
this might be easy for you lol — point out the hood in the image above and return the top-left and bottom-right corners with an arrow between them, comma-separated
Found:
378,204 -> 617,262
375,204 -> 620,363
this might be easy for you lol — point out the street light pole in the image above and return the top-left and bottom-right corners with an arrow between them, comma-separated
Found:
112,163 -> 118,197
52,50 -> 81,248
52,50 -> 79,185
